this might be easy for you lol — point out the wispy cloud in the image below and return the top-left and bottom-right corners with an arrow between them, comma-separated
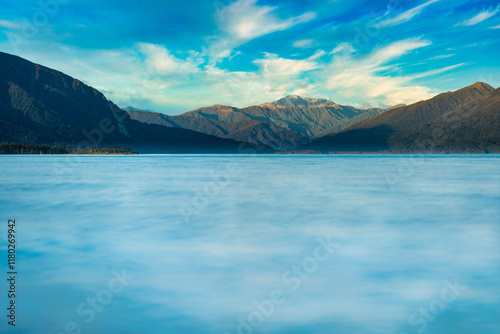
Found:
0,19 -> 22,30
427,54 -> 455,60
137,43 -> 202,75
326,38 -> 438,106
411,63 -> 465,79
379,0 -> 440,28
365,38 -> 432,67
491,23 -> 500,29
209,0 -> 316,61
455,5 -> 500,26
254,51 -> 321,78
331,42 -> 355,55
292,39 -> 316,49
250,52 -> 322,96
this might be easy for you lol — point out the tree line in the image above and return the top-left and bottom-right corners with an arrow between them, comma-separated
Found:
0,143 -> 138,155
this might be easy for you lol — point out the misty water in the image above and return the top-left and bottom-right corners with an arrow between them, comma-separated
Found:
0,155 -> 499,334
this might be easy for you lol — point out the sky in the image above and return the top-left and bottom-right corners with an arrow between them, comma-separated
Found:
0,0 -> 499,114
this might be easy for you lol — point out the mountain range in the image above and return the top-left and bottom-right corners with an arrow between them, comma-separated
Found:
0,51 -> 498,154
126,95 -> 384,150
299,82 -> 499,153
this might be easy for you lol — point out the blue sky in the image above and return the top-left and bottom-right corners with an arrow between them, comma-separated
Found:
0,0 -> 499,114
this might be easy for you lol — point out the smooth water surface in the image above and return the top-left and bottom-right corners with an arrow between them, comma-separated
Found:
0,155 -> 499,334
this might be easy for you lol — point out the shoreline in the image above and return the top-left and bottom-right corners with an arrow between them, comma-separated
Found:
1,152 -> 498,156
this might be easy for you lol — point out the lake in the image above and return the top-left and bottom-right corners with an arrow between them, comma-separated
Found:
0,155 -> 499,334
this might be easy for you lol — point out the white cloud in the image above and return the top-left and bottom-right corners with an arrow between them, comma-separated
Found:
0,19 -> 22,30
365,38 -> 432,67
209,0 -> 316,61
410,63 -> 465,79
293,39 -> 316,48
254,52 -> 320,78
217,0 -> 315,39
427,54 -> 455,60
490,24 -> 500,29
325,38 -> 442,106
331,42 -> 355,55
455,5 -> 500,26
379,0 -> 440,28
137,43 -> 201,75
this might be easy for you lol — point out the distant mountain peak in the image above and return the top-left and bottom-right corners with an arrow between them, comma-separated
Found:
470,82 -> 493,90
262,95 -> 337,108
438,81 -> 495,99
212,104 -> 236,111
276,95 -> 308,106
